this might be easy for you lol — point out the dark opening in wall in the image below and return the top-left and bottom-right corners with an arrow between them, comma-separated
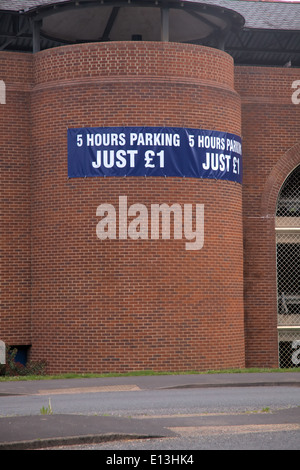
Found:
10,345 -> 30,366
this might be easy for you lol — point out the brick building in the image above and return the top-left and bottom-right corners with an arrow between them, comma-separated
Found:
1,0 -> 299,374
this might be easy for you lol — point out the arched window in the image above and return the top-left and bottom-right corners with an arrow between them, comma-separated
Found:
276,165 -> 300,368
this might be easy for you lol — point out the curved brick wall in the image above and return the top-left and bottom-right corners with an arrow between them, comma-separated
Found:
29,42 -> 244,373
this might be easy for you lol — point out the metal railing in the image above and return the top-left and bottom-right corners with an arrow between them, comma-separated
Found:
276,165 -> 300,368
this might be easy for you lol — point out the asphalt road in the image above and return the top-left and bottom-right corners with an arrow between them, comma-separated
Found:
1,384 -> 299,417
37,386 -> 300,450
0,372 -> 299,451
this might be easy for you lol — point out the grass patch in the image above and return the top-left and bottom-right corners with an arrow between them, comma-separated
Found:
0,367 -> 299,382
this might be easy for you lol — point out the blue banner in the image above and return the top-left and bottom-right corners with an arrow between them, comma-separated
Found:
67,127 -> 242,183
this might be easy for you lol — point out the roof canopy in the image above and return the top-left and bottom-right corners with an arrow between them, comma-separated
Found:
0,0 -> 299,66
40,1 -> 244,44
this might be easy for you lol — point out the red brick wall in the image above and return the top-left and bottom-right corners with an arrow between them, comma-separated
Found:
0,52 -> 32,345
235,66 -> 300,367
28,42 -> 244,373
3,43 -> 299,373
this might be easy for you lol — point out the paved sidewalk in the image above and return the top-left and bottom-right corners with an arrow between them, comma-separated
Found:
1,371 -> 300,396
0,372 -> 299,449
